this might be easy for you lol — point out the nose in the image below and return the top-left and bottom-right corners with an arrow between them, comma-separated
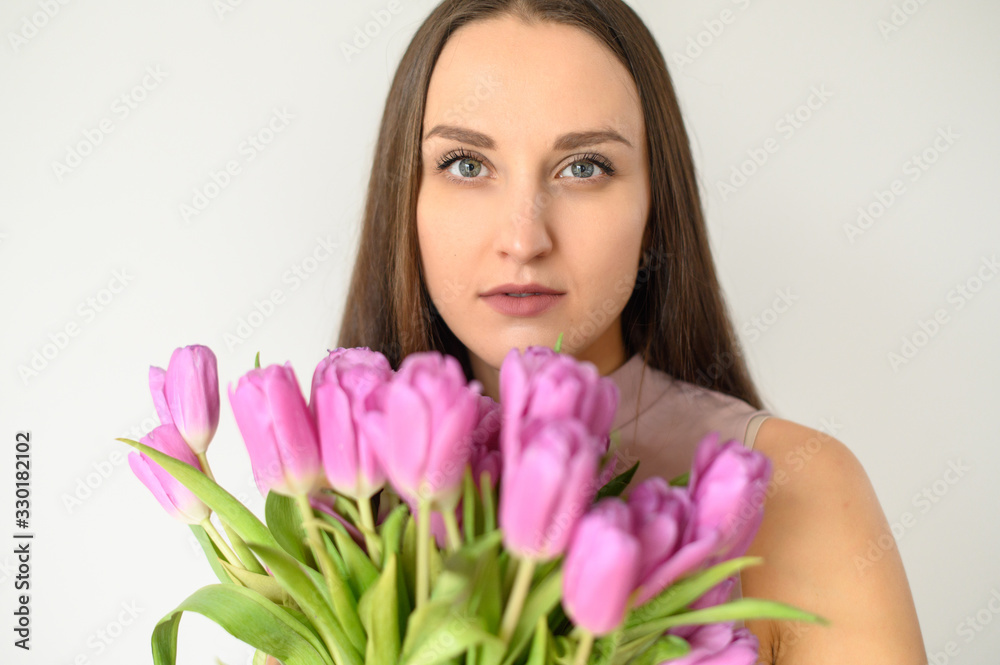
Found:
493,178 -> 554,264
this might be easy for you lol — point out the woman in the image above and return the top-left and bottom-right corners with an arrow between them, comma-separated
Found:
331,0 -> 927,661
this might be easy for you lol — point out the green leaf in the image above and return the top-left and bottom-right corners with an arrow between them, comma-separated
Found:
462,466 -> 478,544
595,460 -> 639,502
118,438 -> 279,551
553,332 -> 563,353
252,650 -> 270,665
247,543 -> 365,665
219,560 -> 295,608
590,625 -> 624,665
189,523 -> 236,584
150,584 -> 333,665
222,521 -> 269,575
358,551 -> 402,665
498,567 -> 565,665
625,635 -> 690,665
378,502 -> 410,563
400,601 -> 503,665
329,520 -> 380,600
480,473 -> 496,535
316,529 -> 369,655
667,471 -> 689,487
620,594 -> 828,656
525,616 -> 549,665
640,597 -> 828,632
266,491 -> 312,566
255,351 -> 261,369
625,556 -> 763,632
549,635 -> 575,665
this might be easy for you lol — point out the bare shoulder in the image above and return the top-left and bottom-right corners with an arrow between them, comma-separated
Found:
740,417 -> 927,664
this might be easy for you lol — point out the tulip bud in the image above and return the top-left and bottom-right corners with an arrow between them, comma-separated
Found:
688,431 -> 772,563
627,476 -> 718,605
228,363 -> 323,497
128,425 -> 211,524
149,344 -> 220,454
499,346 -> 618,467
499,418 -> 600,559
665,622 -> 759,664
562,499 -> 640,635
310,347 -> 394,501
360,351 -> 481,509
469,395 -> 502,488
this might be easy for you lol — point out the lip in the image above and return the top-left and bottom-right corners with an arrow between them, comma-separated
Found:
480,282 -> 564,297
481,293 -> 564,317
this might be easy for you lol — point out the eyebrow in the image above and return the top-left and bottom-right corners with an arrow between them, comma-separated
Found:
422,124 -> 633,151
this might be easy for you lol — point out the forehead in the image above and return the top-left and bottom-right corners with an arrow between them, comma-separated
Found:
423,16 -> 644,145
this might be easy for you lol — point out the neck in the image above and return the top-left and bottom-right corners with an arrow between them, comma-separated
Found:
468,324 -> 628,403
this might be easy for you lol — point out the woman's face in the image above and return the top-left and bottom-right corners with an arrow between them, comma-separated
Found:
416,15 -> 650,386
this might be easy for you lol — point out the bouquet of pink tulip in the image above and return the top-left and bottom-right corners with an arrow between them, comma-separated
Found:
119,336 -> 827,665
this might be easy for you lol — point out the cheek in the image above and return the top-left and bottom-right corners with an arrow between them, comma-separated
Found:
416,193 -> 477,304
565,192 -> 646,292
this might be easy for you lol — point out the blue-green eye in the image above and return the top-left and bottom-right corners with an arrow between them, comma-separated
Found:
435,148 -> 616,186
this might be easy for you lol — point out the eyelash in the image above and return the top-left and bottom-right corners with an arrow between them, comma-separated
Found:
434,148 -> 616,186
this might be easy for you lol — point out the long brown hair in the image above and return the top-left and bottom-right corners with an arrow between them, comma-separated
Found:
336,0 -> 767,411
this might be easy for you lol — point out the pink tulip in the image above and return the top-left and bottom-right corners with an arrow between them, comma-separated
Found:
628,477 -> 719,605
309,347 -> 394,501
688,431 -> 772,564
360,351 -> 482,509
664,621 -> 759,665
498,346 -> 618,467
499,418 -> 600,559
128,424 -> 211,524
228,363 -> 324,497
469,395 -> 502,488
562,499 -> 640,635
149,345 -> 220,454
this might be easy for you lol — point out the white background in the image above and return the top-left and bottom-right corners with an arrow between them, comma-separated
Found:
2,0 -> 998,663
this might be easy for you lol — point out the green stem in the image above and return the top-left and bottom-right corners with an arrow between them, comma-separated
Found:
197,451 -> 267,574
295,493 -> 360,665
571,629 -> 594,665
442,508 -> 463,552
295,493 -> 336,581
417,494 -> 431,609
199,516 -> 244,569
499,556 -> 537,642
357,494 -> 383,568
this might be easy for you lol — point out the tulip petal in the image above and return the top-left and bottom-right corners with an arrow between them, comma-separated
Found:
149,365 -> 173,425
